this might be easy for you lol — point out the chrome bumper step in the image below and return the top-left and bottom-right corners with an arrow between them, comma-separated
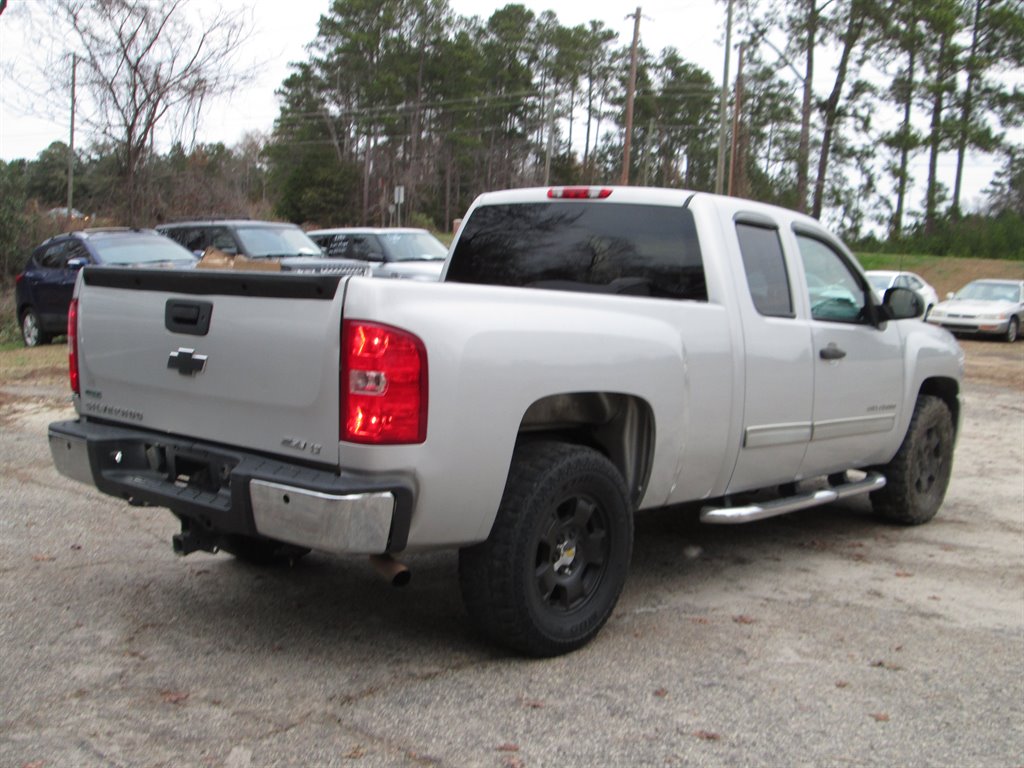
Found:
699,471 -> 886,525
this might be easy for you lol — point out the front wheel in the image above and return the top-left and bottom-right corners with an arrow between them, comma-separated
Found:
871,395 -> 955,525
1004,316 -> 1018,343
459,441 -> 633,657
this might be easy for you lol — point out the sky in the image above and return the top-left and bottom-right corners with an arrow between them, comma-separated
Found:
0,0 -> 729,161
0,0 -> 1005,210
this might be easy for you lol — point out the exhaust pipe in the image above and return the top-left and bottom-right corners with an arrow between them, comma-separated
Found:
369,554 -> 410,587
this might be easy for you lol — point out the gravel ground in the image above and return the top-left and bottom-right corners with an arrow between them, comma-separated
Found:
0,338 -> 1021,768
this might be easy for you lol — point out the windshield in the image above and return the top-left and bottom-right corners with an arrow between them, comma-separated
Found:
380,232 -> 448,262
235,226 -> 322,257
956,281 -> 1021,303
91,234 -> 197,265
866,274 -> 892,292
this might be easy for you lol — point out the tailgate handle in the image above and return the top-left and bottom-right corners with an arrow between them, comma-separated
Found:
165,300 -> 213,336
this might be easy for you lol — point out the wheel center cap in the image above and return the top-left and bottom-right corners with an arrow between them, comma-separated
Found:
554,541 -> 577,572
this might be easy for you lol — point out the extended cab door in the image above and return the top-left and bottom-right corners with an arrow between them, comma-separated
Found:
792,228 -> 904,475
726,214 -> 815,493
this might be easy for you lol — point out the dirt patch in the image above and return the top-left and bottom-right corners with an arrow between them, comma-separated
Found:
959,339 -> 1024,390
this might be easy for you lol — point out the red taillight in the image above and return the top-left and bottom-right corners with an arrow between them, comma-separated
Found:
68,298 -> 80,394
547,187 -> 613,199
341,320 -> 427,444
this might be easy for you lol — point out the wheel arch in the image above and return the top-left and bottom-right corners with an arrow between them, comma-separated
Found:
918,376 -> 960,436
516,392 -> 655,507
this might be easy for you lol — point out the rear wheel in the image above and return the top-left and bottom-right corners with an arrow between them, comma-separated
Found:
21,308 -> 51,347
459,441 -> 633,657
871,395 -> 954,525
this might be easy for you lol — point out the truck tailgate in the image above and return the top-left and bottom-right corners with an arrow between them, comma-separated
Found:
75,268 -> 346,465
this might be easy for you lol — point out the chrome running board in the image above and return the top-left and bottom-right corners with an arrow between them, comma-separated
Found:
699,471 -> 886,525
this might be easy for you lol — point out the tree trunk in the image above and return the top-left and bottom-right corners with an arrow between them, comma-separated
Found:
812,3 -> 865,219
951,0 -> 984,216
362,131 -> 374,225
891,45 -> 915,239
796,0 -> 817,214
924,33 -> 950,234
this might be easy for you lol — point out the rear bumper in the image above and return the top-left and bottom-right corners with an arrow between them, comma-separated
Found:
48,419 -> 415,554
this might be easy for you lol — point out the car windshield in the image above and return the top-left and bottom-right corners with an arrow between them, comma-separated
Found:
235,226 -> 322,257
379,232 -> 448,262
956,281 -> 1021,303
91,234 -> 197,265
867,274 -> 892,292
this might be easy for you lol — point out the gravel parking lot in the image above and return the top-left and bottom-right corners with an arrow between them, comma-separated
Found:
1,340 -> 1021,768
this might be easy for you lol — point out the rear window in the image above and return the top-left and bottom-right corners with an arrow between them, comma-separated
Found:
446,202 -> 706,301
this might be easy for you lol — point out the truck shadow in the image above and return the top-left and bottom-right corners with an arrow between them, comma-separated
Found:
118,494 -> 903,661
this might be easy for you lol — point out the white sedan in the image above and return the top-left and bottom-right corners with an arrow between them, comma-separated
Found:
866,270 -> 940,318
926,279 -> 1024,343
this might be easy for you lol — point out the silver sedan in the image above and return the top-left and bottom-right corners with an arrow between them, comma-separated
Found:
926,279 -> 1024,342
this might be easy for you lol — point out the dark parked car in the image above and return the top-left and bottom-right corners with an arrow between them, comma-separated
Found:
14,228 -> 197,347
156,219 -> 323,259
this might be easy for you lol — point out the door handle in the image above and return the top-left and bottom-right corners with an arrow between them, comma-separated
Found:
819,343 -> 847,361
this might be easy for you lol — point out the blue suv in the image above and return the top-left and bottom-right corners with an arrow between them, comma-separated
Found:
14,228 -> 197,347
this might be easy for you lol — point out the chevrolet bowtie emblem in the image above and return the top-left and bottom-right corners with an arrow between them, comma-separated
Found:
167,348 -> 208,376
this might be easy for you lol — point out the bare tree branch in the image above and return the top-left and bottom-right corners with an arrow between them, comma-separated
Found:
49,0 -> 256,224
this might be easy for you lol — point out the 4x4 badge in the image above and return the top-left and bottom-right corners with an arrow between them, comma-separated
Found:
167,348 -> 207,376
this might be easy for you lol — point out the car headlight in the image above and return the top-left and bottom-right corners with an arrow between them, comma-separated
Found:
929,309 -> 945,319
980,313 -> 1007,321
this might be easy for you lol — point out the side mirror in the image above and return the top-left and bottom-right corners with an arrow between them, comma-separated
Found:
882,286 -> 923,320
946,291 -> 955,300
66,257 -> 89,270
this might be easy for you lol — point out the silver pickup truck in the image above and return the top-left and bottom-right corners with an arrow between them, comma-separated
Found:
49,187 -> 963,656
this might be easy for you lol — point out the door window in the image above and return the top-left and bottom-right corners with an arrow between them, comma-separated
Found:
348,236 -> 383,261
208,228 -> 237,254
796,235 -> 869,324
38,241 -> 69,269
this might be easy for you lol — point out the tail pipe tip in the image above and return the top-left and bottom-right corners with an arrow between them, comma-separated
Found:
369,554 -> 410,587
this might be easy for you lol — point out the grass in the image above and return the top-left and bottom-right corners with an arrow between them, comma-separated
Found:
0,343 -> 66,387
0,285 -> 20,346
854,253 -> 1024,296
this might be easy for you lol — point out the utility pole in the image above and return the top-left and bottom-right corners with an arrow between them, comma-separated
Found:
620,7 -> 641,186
67,53 -> 77,227
715,0 -> 734,195
544,91 -> 555,185
728,43 -> 745,197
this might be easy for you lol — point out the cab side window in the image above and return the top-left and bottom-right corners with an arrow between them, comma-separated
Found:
796,235 -> 869,324
736,221 -> 793,318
